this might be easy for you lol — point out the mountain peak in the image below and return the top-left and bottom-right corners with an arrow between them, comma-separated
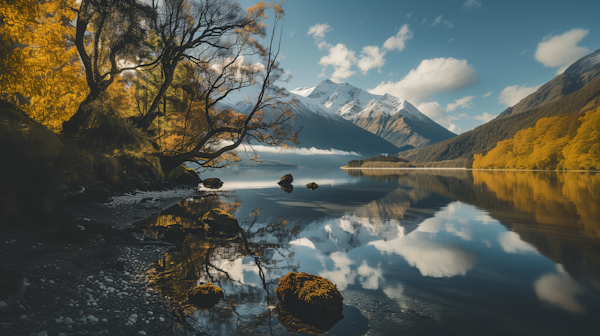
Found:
564,48 -> 600,77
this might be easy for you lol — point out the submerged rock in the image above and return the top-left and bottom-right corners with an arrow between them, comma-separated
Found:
280,184 -> 294,194
186,283 -> 224,309
202,209 -> 240,238
277,174 -> 293,185
275,272 -> 343,329
202,178 -> 223,189
305,182 -> 319,190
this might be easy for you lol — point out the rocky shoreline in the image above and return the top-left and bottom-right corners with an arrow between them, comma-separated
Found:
0,188 -> 206,336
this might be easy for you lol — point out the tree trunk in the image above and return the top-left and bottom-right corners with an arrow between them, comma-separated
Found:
61,89 -> 100,135
137,58 -> 177,132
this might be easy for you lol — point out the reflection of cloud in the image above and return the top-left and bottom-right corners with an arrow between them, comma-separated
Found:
371,233 -> 477,277
498,231 -> 538,254
319,252 -> 356,290
447,223 -> 472,241
383,283 -> 408,309
475,213 -> 495,225
357,261 -> 383,290
534,265 -> 585,313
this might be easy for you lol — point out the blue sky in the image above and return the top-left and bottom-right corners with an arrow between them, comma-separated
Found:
237,0 -> 600,133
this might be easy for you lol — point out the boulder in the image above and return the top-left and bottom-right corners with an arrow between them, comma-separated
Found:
186,283 -> 224,309
163,225 -> 186,245
275,272 -> 343,329
202,178 -> 223,189
202,208 -> 240,238
280,184 -> 294,194
305,182 -> 319,190
277,174 -> 293,185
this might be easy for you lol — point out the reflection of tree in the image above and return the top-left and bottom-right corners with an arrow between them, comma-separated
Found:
348,169 -> 600,293
144,197 -> 300,335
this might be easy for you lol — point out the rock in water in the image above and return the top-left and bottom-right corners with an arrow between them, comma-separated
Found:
280,184 -> 294,194
305,182 -> 319,190
187,283 -> 224,309
202,209 -> 240,238
202,178 -> 223,189
277,174 -> 293,185
275,272 -> 343,329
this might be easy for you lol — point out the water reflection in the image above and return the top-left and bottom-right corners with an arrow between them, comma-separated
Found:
142,169 -> 600,335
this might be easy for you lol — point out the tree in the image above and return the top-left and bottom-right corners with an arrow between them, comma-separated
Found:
63,0 -> 300,173
0,0 -> 87,130
61,0 -> 156,134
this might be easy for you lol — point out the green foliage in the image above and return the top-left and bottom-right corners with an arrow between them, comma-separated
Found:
346,155 -> 409,167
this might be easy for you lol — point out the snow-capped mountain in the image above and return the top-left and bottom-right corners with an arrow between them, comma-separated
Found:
228,86 -> 400,155
291,80 -> 456,149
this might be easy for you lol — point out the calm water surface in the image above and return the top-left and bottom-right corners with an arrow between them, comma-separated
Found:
142,168 -> 600,336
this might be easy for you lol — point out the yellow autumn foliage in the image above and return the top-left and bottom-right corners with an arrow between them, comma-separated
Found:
0,0 -> 87,130
473,107 -> 600,170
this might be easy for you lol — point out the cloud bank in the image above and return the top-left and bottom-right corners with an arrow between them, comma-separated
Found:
535,28 -> 590,75
498,84 -> 540,107
369,57 -> 478,105
223,141 -> 360,156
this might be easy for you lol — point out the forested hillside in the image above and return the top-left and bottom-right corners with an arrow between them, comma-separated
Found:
473,107 -> 600,170
399,73 -> 600,164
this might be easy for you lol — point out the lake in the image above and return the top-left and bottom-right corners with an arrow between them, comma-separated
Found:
140,168 -> 600,336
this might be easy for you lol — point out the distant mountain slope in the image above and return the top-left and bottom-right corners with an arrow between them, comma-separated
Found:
292,80 -> 456,148
236,91 -> 400,155
400,71 -> 600,163
498,48 -> 600,118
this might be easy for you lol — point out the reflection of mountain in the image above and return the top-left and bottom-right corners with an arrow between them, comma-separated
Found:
294,182 -> 453,255
400,169 -> 600,293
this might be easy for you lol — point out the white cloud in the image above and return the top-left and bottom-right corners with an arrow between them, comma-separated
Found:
473,112 -> 497,123
534,265 -> 585,313
383,24 -> 413,52
319,43 -> 358,82
448,123 -> 461,134
358,46 -> 386,75
431,15 -> 453,29
370,57 -> 478,105
289,31 -> 296,38
498,231 -> 538,254
417,101 -> 459,133
307,23 -> 332,41
498,84 -> 540,107
463,0 -> 482,9
535,28 -> 590,75
446,95 -> 476,111
482,91 -> 493,98
223,141 -> 360,156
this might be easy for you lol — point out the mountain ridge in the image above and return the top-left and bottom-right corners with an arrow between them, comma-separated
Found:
291,80 -> 456,148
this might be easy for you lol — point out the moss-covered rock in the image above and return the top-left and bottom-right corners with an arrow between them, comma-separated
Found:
202,177 -> 223,189
202,208 -> 240,238
277,174 -> 293,185
275,272 -> 343,329
186,283 -> 224,309
305,182 -> 319,190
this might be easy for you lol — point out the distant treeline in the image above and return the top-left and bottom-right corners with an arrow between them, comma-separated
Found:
346,155 -> 413,167
473,107 -> 600,170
